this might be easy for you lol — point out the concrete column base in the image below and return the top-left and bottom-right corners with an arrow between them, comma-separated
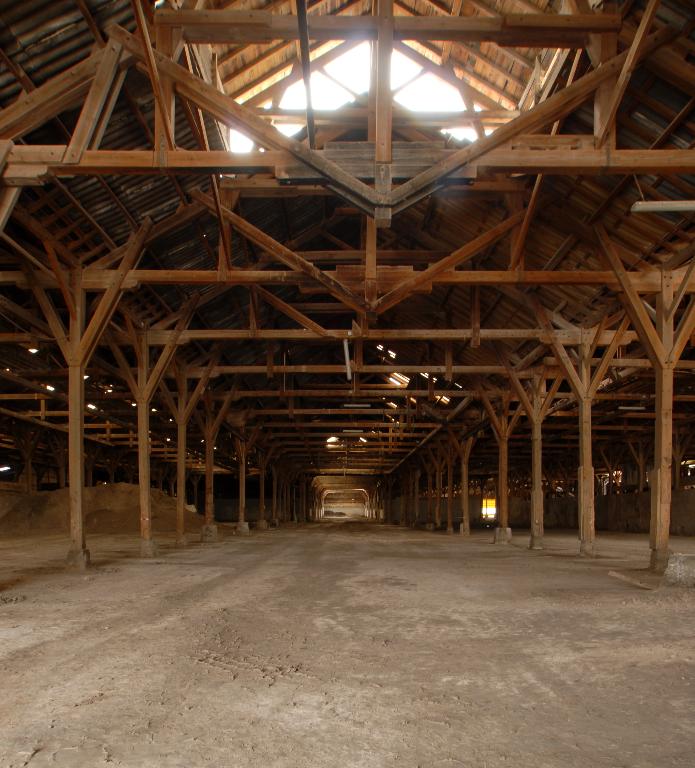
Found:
528,534 -> 544,550
493,526 -> 512,544
257,519 -> 268,530
271,518 -> 280,527
425,522 -> 434,531
446,526 -> 454,535
236,521 -> 250,536
66,547 -> 90,570
175,535 -> 187,548
200,524 -> 219,543
579,540 -> 595,557
651,547 -> 671,574
460,525 -> 470,536
140,539 -> 158,558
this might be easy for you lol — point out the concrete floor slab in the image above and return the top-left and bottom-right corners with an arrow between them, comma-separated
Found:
1,524 -> 694,767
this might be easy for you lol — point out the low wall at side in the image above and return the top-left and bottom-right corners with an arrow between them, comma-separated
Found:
388,490 -> 695,535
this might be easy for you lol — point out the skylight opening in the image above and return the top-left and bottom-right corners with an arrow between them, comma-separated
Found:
395,72 -> 466,113
444,126 -> 478,143
324,41 -> 371,95
280,71 -> 355,111
391,49 -> 422,90
275,123 -> 304,137
229,129 -> 254,153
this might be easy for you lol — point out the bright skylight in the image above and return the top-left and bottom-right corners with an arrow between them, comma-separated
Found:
229,129 -> 254,153
280,71 -> 355,111
324,41 -> 371,95
268,44 -> 487,145
391,49 -> 422,90
445,126 -> 478,143
395,72 -> 466,112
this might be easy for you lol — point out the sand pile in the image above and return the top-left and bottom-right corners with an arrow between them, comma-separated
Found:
0,483 -> 202,536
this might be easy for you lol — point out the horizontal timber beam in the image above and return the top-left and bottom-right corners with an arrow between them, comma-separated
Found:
154,10 -> 621,47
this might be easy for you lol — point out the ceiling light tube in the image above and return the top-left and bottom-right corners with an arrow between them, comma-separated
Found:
631,201 -> 695,213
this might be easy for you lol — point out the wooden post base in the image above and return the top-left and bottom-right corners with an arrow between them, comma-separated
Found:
66,547 -> 90,570
493,526 -> 512,544
200,524 -> 219,542
528,534 -> 544,550
140,539 -> 158,558
579,539 -> 595,557
650,547 -> 670,573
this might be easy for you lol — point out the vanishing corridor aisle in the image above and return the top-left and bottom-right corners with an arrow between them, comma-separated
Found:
1,524 -> 694,767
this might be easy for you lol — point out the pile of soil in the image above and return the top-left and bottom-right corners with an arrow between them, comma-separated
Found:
0,483 -> 202,536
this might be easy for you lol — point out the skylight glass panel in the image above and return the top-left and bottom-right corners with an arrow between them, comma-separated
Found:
324,41 -> 371,95
391,49 -> 422,90
275,122 -> 304,137
280,71 -> 354,111
444,126 -> 478,143
229,129 -> 254,153
395,72 -> 466,112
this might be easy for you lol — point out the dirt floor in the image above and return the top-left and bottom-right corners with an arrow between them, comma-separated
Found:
1,522 -> 695,767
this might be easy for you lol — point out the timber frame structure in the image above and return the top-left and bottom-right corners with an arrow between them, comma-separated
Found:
0,0 -> 694,569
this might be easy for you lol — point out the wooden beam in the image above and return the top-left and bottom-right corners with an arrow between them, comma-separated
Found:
191,188 -> 367,313
64,41 -> 123,164
374,211 -> 524,313
154,10 -> 622,46
130,0 -> 176,151
388,24 -> 676,208
595,0 -> 661,148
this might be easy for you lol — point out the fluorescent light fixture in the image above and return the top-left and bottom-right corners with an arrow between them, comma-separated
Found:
87,403 -> 97,410
0,465 -> 11,472
343,403 -> 368,408
28,347 -> 38,354
631,200 -> 695,213
617,405 -> 646,411
343,339 -> 352,382
326,436 -> 339,443
359,437 -> 367,443
45,384 -> 55,392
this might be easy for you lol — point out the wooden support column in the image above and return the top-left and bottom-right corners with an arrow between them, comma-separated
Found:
160,354 -> 217,546
236,437 -> 249,534
271,465 -> 278,525
505,367 -> 561,550
598,227 -> 695,571
446,448 -> 454,534
203,428 -> 215,534
535,294 -> 629,555
111,302 -> 195,556
460,437 -> 475,536
426,465 -> 433,528
30,222 -> 151,568
435,456 -> 443,528
480,391 -> 517,543
399,476 -> 406,525
257,454 -> 269,529
135,333 -> 156,557
413,468 -> 421,527
61,388 -> 81,498
197,388 -> 235,542
299,476 -> 306,523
